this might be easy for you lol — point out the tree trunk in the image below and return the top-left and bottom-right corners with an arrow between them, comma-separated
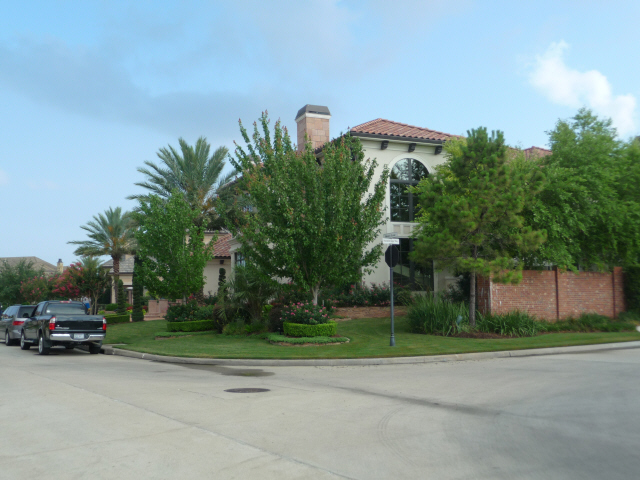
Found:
311,283 -> 321,305
469,270 -> 476,327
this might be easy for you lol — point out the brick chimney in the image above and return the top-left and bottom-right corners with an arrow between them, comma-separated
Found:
295,104 -> 331,152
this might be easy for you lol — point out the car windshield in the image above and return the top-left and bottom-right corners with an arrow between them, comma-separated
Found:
46,304 -> 87,315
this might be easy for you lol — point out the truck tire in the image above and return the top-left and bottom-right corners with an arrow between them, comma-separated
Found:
38,334 -> 50,355
89,344 -> 101,354
20,331 -> 31,350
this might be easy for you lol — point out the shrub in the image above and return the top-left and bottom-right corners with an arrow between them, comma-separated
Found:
167,319 -> 215,332
406,294 -> 468,336
476,311 -> 540,337
624,265 -> 640,314
283,321 -> 337,337
267,333 -> 348,344
267,304 -> 285,332
116,280 -> 127,315
105,303 -> 118,311
165,302 -> 214,323
281,302 -> 332,325
542,313 -> 636,333
105,314 -> 130,324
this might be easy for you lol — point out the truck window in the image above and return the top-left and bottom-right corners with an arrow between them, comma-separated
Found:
18,306 -> 36,318
45,304 -> 87,315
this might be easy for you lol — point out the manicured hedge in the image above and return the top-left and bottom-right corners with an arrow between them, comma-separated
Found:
105,314 -> 131,325
167,319 -> 215,332
283,321 -> 337,337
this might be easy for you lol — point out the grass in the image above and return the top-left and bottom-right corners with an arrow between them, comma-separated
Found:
103,316 -> 640,360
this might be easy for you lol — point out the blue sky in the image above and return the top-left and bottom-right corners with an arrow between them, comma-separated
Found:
1,0 -> 639,266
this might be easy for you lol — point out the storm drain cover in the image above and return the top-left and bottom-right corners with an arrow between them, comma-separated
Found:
225,388 -> 270,393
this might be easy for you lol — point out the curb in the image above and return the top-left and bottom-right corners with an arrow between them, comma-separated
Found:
101,340 -> 640,367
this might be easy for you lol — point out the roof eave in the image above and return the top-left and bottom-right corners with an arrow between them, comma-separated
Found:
350,131 -> 446,145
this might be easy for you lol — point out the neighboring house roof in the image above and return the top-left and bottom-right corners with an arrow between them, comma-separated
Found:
523,146 -> 552,159
102,255 -> 135,275
212,233 -> 233,258
350,118 -> 456,143
0,256 -> 58,275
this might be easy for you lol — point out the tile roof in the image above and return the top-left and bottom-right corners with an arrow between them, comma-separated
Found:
523,146 -> 552,159
0,256 -> 59,274
212,233 -> 233,258
101,255 -> 135,274
350,118 -> 455,142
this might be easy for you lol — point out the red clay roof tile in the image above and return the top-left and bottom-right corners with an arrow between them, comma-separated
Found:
350,118 -> 455,142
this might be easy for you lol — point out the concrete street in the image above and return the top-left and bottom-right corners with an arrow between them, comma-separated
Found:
1,343 -> 639,480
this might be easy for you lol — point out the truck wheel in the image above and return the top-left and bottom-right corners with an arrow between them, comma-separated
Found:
89,344 -> 101,354
5,330 -> 15,346
38,334 -> 50,355
20,331 -> 31,350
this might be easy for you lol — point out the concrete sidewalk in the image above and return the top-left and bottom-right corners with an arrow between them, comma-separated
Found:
102,340 -> 640,366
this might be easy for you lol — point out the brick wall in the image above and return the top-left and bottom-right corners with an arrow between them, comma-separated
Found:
478,267 -> 625,321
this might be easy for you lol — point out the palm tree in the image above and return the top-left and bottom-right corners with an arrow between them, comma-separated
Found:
68,207 -> 136,288
128,137 -> 235,228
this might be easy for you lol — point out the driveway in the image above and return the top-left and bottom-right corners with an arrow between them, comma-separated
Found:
1,343 -> 639,479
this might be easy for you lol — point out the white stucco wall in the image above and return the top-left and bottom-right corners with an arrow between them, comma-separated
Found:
357,138 -> 457,292
203,259 -> 230,297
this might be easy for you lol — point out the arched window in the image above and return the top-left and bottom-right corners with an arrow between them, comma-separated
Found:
390,158 -> 428,222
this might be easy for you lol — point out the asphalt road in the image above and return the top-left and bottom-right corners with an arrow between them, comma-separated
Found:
1,342 -> 639,480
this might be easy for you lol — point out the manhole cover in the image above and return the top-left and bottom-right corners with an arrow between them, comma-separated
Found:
224,388 -> 270,393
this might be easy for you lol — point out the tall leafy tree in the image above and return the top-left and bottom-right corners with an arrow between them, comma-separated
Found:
229,113 -> 389,305
68,207 -> 136,288
519,109 -> 640,269
134,191 -> 215,301
128,137 -> 234,229
0,259 -> 44,306
411,127 -> 546,325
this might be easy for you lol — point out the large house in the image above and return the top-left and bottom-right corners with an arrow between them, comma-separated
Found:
224,104 -> 550,295
0,256 -> 64,275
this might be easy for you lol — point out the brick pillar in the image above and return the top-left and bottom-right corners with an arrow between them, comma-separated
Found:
612,266 -> 625,318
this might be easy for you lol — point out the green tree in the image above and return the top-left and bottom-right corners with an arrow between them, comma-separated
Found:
229,113 -> 389,305
217,267 -> 226,293
62,257 -> 112,314
0,259 -> 44,306
68,207 -> 136,289
116,279 -> 127,315
411,127 -> 546,325
131,257 -> 145,322
520,109 -> 640,269
134,191 -> 215,301
128,137 -> 234,229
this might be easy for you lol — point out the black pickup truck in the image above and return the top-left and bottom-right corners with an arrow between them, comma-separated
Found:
20,300 -> 106,355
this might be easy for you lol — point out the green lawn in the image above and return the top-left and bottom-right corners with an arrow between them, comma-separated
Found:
104,317 -> 640,360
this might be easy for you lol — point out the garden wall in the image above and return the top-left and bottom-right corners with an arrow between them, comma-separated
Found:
477,267 -> 625,321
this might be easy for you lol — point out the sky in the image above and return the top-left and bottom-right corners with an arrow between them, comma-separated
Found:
1,0 -> 639,266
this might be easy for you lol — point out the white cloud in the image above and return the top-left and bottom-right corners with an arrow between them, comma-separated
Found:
529,41 -> 637,136
0,169 -> 8,185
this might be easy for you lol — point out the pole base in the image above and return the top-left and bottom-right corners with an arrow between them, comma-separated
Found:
390,336 -> 395,347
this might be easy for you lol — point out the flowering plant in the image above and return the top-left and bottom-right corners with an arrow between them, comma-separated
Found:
281,302 -> 331,325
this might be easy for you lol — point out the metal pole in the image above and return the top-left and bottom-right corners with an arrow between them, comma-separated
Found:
390,265 -> 395,346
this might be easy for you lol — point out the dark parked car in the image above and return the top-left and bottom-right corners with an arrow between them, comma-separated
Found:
20,300 -> 106,355
1,305 -> 36,346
